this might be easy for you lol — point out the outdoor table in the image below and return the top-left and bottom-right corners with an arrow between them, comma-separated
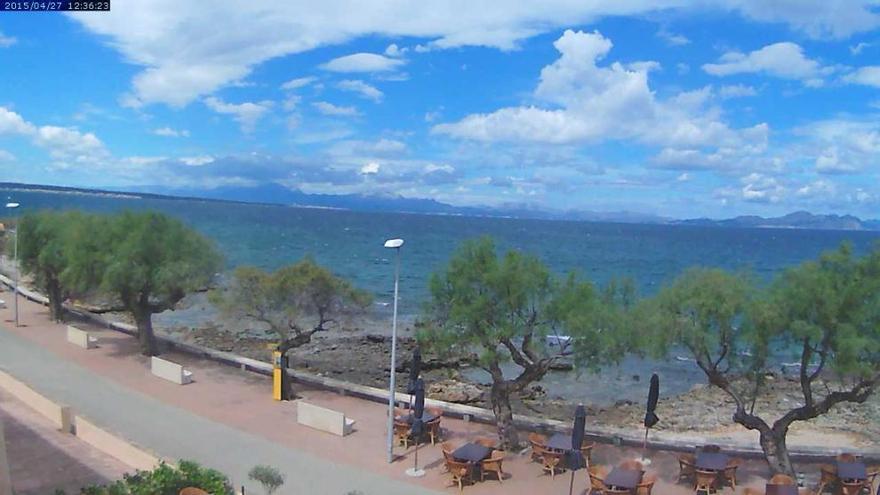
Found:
546,433 -> 574,452
766,484 -> 799,495
605,467 -> 643,491
836,461 -> 867,481
395,412 -> 439,425
452,443 -> 493,463
695,452 -> 729,471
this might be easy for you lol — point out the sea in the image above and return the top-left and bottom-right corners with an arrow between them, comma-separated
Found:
6,188 -> 880,405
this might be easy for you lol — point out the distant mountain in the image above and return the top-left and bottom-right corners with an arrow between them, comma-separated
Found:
677,211 -> 878,231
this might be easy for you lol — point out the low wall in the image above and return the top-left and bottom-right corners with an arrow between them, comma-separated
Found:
74,416 -> 161,472
0,369 -> 72,433
1,272 -> 878,463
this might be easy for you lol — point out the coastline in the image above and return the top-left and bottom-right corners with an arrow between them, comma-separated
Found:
2,257 -> 877,450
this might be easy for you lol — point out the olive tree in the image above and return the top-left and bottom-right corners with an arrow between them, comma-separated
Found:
640,244 -> 880,476
420,236 -> 629,449
16,211 -> 80,321
211,257 -> 372,354
69,211 -> 222,356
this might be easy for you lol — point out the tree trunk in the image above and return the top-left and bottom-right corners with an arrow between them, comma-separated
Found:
490,380 -> 520,450
760,426 -> 795,477
133,308 -> 158,356
46,278 -> 64,323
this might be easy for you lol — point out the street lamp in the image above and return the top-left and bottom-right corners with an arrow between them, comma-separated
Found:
4,202 -> 19,328
383,237 -> 404,464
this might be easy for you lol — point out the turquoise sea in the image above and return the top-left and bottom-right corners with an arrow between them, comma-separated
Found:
7,188 -> 880,405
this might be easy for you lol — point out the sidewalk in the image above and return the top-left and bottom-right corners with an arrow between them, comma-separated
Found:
0,290 -> 788,495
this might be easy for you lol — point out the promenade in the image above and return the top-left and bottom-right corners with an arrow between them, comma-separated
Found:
0,289 -> 803,495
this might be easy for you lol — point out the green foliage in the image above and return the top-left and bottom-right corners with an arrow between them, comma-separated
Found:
81,460 -> 233,495
211,257 -> 371,348
248,464 -> 285,495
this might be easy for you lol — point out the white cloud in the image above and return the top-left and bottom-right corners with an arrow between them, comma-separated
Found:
0,31 -> 17,48
320,53 -> 404,73
844,66 -> 880,87
719,84 -> 758,98
0,150 -> 15,162
0,106 -> 109,165
312,101 -> 359,116
360,161 -> 380,175
282,94 -> 302,111
336,80 -> 383,102
850,42 -> 871,55
203,97 -> 273,132
384,44 -> 407,57
740,173 -> 785,203
703,42 -> 827,85
0,107 -> 36,135
153,126 -> 190,137
794,118 -> 880,174
66,1 -> 880,106
280,76 -> 316,90
796,179 -> 836,198
180,155 -> 215,166
657,28 -> 690,46
433,30 -> 767,153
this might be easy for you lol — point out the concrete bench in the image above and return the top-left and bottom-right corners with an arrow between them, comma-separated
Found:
66,325 -> 98,349
297,401 -> 355,436
150,357 -> 193,385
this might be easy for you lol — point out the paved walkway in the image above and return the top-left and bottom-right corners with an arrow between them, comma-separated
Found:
0,288 -> 827,495
1,388 -> 129,494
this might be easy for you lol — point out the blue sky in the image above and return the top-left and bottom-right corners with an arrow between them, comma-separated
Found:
1,1 -> 879,218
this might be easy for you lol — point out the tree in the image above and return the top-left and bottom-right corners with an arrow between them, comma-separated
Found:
420,236 -> 629,449
17,211 -> 82,322
70,211 -> 222,356
248,465 -> 284,495
211,257 -> 372,354
640,244 -> 880,476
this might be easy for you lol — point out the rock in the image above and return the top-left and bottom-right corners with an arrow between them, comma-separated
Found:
366,334 -> 386,343
614,399 -> 634,407
549,361 -> 574,371
428,379 -> 484,404
520,384 -> 547,401
632,374 -> 640,382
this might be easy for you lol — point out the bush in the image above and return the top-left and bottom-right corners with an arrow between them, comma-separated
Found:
81,460 -> 233,495
248,465 -> 284,495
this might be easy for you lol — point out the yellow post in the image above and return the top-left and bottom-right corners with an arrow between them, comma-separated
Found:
272,350 -> 282,401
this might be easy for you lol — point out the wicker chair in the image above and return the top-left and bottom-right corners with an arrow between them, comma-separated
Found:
817,464 -> 837,494
541,449 -> 566,478
636,472 -> 658,495
721,459 -> 741,490
589,465 -> 609,495
474,436 -> 496,449
445,458 -> 473,492
580,441 -> 596,465
839,479 -> 868,495
426,416 -> 442,445
867,467 -> 879,495
393,420 -> 411,448
678,453 -> 697,484
528,432 -> 548,462
695,469 -> 718,494
606,487 -> 632,495
480,450 -> 505,483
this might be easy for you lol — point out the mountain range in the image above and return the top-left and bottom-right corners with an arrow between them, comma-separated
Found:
2,182 -> 878,231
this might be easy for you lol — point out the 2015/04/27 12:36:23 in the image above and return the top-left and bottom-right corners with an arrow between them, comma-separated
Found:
0,0 -> 109,10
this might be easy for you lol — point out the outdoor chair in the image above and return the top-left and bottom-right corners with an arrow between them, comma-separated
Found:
817,464 -> 837,494
721,459 -> 741,490
620,459 -> 644,471
394,406 -> 408,418
589,465 -> 609,495
474,436 -> 496,449
528,432 -> 547,462
427,405 -> 443,417
541,449 -> 566,478
179,489 -> 209,495
606,487 -> 632,495
480,450 -> 505,483
580,441 -> 596,465
840,479 -> 869,495
440,441 -> 456,471
393,420 -> 411,448
678,453 -> 697,484
445,458 -> 474,492
867,467 -> 879,494
637,472 -> 658,495
695,468 -> 718,494
771,474 -> 796,485
426,416 -> 442,445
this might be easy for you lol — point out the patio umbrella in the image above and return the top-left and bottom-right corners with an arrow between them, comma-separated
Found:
408,378 -> 426,477
407,347 -> 422,409
643,373 -> 660,449
567,404 -> 587,495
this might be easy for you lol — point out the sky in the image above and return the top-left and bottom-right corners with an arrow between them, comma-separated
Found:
1,1 -> 879,219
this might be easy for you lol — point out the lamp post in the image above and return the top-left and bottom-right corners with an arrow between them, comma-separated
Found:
383,237 -> 404,464
4,202 -> 19,328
